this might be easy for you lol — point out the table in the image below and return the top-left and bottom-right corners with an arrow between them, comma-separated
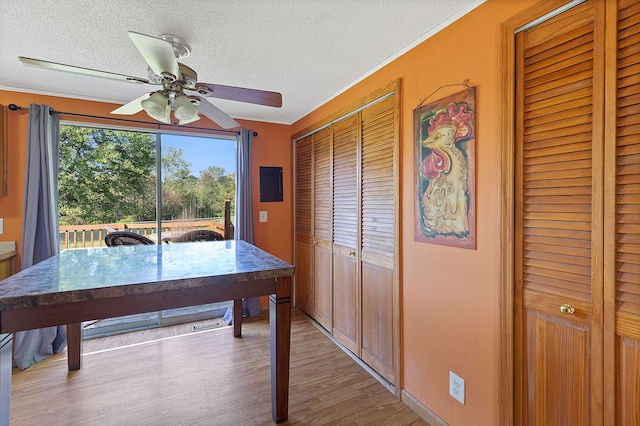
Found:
0,240 -> 295,424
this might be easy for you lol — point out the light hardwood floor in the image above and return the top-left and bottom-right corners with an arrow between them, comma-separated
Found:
11,309 -> 428,425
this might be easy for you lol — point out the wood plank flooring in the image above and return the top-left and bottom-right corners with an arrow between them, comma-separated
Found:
11,309 -> 427,425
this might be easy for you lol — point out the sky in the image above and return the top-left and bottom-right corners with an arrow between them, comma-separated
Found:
162,134 -> 236,176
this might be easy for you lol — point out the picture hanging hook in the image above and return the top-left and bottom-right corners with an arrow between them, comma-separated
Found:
416,79 -> 470,108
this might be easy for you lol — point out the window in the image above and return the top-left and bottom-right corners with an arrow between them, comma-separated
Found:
58,124 -> 236,337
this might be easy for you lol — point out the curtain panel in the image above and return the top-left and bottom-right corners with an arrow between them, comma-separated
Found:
13,104 -> 66,370
223,128 -> 260,323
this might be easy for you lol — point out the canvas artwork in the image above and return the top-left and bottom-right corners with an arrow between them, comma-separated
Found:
413,86 -> 476,249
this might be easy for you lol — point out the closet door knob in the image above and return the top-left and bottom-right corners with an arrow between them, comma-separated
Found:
349,250 -> 356,256
560,304 -> 575,315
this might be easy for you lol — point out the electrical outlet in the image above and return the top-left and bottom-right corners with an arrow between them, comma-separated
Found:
259,211 -> 268,222
449,371 -> 465,404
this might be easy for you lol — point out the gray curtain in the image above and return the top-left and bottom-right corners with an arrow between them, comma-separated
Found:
13,104 -> 66,370
236,129 -> 255,244
223,128 -> 259,323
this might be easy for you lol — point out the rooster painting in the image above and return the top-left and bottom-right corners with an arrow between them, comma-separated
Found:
414,87 -> 475,249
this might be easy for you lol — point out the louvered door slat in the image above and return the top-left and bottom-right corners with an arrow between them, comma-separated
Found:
524,269 -> 591,289
526,176 -> 593,188
525,158 -> 592,174
526,150 -> 593,166
526,50 -> 593,82
525,104 -> 592,128
525,88 -> 592,113
525,187 -> 591,198
525,203 -> 590,213
524,138 -> 591,156
525,168 -> 592,181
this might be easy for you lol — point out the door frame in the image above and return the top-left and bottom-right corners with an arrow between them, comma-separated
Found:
498,1 -> 589,424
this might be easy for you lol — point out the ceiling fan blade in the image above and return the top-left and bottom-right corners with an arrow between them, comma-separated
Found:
19,56 -> 150,84
111,93 -> 151,115
195,83 -> 282,108
196,97 -> 241,129
128,31 -> 181,81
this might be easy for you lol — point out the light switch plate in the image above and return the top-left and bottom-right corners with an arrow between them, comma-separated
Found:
0,218 -> 3,235
259,211 -> 268,222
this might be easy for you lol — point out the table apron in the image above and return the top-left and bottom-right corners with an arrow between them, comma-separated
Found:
0,278 -> 276,333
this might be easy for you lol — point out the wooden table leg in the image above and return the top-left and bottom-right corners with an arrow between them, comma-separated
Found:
233,299 -> 242,337
270,276 -> 291,423
66,323 -> 82,371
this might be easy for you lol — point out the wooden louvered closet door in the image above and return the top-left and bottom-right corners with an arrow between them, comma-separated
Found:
332,114 -> 360,355
294,135 -> 314,315
514,1 -> 604,423
312,128 -> 333,331
607,0 -> 640,422
294,81 -> 399,389
360,95 -> 397,382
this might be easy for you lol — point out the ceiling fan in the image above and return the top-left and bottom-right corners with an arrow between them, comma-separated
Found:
19,31 -> 282,128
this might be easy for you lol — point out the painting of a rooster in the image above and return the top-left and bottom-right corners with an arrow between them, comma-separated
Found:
414,87 -> 475,249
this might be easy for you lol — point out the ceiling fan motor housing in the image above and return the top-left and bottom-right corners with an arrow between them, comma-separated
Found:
178,63 -> 198,89
149,62 -> 200,91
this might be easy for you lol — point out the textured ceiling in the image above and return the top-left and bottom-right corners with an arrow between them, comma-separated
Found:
0,0 -> 483,125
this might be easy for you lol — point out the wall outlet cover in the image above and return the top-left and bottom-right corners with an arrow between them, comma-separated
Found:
449,371 -> 465,404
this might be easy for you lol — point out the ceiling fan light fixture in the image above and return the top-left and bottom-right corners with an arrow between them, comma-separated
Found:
174,94 -> 199,122
178,114 -> 201,125
141,91 -> 170,122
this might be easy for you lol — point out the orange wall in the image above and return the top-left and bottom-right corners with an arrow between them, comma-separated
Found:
246,120 -> 293,262
0,90 -> 293,268
1,0 -> 544,423
291,0 -> 537,424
